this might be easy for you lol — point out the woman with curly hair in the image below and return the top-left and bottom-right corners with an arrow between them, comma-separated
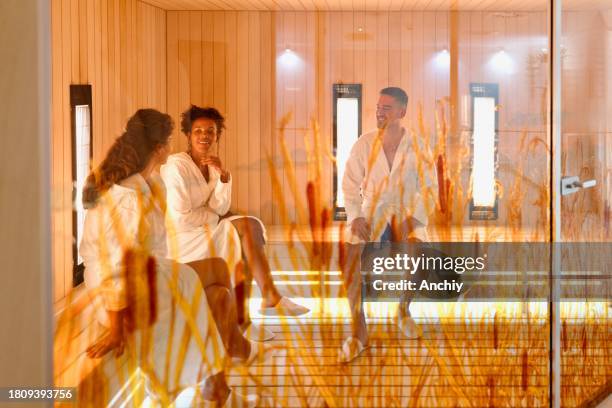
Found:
160,105 -> 309,342
80,109 -> 263,406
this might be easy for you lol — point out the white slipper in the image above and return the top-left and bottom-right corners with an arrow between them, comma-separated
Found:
338,336 -> 369,364
196,389 -> 260,408
231,340 -> 274,366
225,389 -> 259,408
258,296 -> 310,316
242,322 -> 275,342
397,314 -> 423,339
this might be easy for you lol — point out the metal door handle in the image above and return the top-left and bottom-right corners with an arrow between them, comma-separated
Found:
574,179 -> 596,189
561,176 -> 597,196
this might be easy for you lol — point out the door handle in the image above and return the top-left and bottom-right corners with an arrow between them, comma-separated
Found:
561,176 -> 597,196
575,179 -> 596,189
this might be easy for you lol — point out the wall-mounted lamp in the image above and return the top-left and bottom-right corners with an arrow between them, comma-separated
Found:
489,48 -> 515,75
277,47 -> 301,70
469,83 -> 499,220
434,48 -> 450,69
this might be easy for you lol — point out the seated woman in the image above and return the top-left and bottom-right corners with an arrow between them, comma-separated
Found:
160,105 -> 309,341
80,109 -> 264,407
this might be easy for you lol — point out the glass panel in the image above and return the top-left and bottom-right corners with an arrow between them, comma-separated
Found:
74,105 -> 90,265
560,1 -> 612,406
271,2 -> 554,406
420,4 -> 553,406
335,97 -> 359,209
472,96 -> 496,207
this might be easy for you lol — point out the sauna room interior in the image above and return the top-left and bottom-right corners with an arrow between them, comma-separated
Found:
1,0 -> 610,407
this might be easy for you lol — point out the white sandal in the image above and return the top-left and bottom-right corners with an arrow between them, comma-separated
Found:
225,389 -> 260,408
397,314 -> 423,339
258,296 -> 310,316
338,336 -> 369,364
194,389 -> 260,407
231,340 -> 274,367
242,322 -> 275,342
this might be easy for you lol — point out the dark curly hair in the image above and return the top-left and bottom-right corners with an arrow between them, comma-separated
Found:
180,105 -> 226,141
82,109 -> 174,208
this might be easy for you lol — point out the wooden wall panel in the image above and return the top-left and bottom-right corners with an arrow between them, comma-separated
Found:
224,12 -> 238,209
167,11 -> 278,220
51,0 -> 166,302
166,10 -> 552,228
248,12 -> 262,218
236,12 -> 250,216
260,12 -> 273,223
51,6 -> 611,303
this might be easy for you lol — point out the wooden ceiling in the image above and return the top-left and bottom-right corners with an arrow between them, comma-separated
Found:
140,0 -> 611,12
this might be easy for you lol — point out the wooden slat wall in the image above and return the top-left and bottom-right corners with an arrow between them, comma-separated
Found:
166,11 -> 276,220
167,10 -> 550,227
51,0 -> 166,302
140,0 -> 606,12
54,7 -> 609,302
294,11 -> 553,229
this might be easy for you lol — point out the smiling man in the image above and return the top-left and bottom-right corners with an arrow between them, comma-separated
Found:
339,87 -> 429,363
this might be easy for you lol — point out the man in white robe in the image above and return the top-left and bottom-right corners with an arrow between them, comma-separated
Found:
339,87 -> 429,363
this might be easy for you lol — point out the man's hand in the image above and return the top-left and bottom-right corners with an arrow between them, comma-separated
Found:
399,217 -> 425,242
200,156 -> 230,182
351,217 -> 371,241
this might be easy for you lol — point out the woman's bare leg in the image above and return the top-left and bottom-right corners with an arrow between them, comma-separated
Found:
201,371 -> 230,404
230,218 -> 281,308
187,258 -> 250,360
340,243 -> 368,345
234,274 -> 253,326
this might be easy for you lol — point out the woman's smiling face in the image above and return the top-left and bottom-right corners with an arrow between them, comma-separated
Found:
189,117 -> 218,156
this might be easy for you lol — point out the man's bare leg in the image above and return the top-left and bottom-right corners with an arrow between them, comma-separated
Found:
340,243 -> 368,346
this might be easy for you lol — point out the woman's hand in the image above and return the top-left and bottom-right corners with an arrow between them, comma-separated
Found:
200,156 -> 230,183
86,329 -> 125,359
86,309 -> 126,359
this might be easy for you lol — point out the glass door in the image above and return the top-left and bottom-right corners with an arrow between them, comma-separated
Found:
554,0 -> 612,406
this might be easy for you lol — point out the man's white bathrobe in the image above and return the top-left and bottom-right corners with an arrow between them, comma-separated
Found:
80,173 -> 225,396
342,128 -> 428,243
160,152 -> 267,279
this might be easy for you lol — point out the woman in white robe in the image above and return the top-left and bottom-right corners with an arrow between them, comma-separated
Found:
80,109 -> 260,406
160,106 -> 309,339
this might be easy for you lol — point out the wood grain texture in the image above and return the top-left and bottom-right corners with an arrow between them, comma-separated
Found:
53,7 -> 610,304
51,0 -> 166,301
165,10 -> 553,229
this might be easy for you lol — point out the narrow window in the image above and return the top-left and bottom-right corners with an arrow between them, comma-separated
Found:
70,85 -> 92,286
333,83 -> 362,221
469,83 -> 499,220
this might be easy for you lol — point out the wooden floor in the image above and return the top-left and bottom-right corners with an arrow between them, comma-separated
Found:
163,299 -> 610,408
57,297 -> 610,407
55,225 -> 610,407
